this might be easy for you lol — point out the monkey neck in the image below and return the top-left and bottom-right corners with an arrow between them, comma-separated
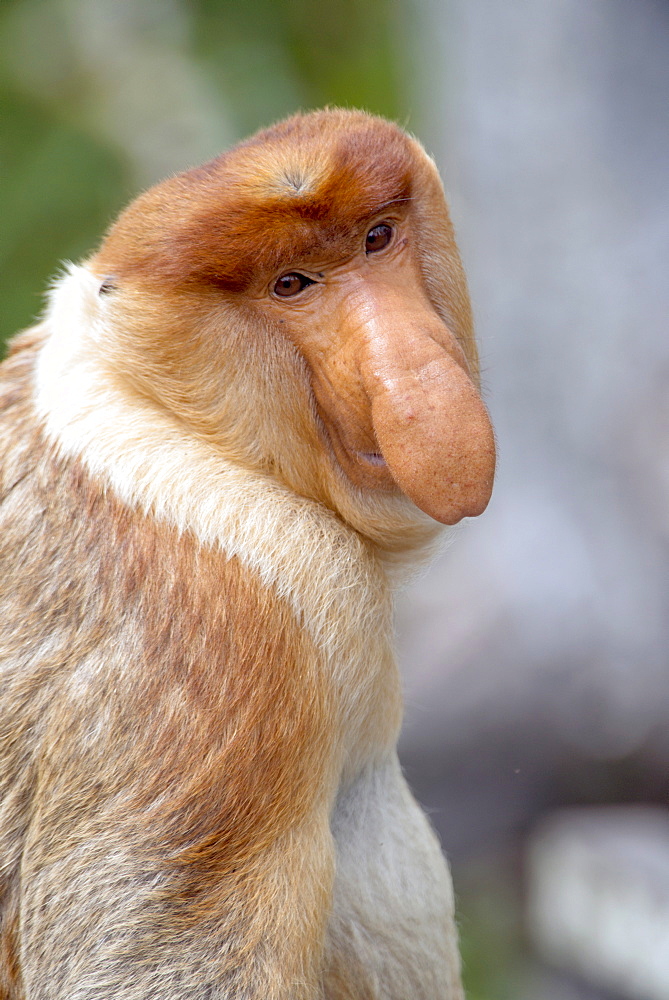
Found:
26,264 -> 415,779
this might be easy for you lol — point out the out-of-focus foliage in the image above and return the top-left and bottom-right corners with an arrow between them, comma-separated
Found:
190,0 -> 406,136
457,856 -> 527,1000
1,89 -> 131,350
0,0 -> 408,349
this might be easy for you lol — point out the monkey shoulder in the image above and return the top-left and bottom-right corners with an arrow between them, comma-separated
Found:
0,325 -> 394,869
0,385 -> 333,876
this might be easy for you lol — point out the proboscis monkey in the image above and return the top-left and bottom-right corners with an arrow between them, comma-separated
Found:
0,109 -> 495,999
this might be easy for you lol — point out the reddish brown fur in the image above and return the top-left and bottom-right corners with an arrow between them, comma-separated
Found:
95,112 -> 414,294
0,338 -> 334,995
0,343 -> 332,859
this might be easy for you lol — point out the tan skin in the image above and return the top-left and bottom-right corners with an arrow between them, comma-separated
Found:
259,212 -> 496,525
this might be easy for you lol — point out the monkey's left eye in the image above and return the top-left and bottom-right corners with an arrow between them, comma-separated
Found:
273,273 -> 315,297
365,224 -> 393,254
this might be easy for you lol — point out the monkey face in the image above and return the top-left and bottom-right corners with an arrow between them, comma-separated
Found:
90,109 -> 495,531
259,207 -> 494,526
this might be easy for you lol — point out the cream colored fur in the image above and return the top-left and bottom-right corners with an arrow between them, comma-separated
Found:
31,263 -> 464,998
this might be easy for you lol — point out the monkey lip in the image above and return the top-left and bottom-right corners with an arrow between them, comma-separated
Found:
318,411 -> 394,487
357,451 -> 387,467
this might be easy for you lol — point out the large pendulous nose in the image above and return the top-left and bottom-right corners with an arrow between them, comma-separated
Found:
359,310 -> 496,525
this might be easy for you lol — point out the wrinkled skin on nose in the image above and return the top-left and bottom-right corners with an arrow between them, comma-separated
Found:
359,320 -> 495,524
299,259 -> 496,526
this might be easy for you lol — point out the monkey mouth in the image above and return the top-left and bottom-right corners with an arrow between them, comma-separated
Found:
316,405 -> 393,487
357,451 -> 387,467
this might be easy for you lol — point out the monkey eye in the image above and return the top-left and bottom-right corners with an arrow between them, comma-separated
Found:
273,272 -> 315,297
365,223 -> 393,254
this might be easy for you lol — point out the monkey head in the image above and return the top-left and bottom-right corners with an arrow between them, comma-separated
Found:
88,109 -> 495,547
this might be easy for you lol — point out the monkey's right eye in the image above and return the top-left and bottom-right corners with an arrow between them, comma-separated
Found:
273,273 -> 315,297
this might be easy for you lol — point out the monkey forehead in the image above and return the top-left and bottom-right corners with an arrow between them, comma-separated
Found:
230,108 -> 415,201
93,111 -> 420,293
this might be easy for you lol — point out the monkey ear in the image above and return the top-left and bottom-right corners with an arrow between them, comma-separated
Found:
98,277 -> 117,296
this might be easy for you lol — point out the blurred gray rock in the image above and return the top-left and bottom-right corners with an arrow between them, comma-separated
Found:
527,807 -> 669,1000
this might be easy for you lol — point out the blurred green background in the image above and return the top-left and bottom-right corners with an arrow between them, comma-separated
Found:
1,0 -> 413,349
